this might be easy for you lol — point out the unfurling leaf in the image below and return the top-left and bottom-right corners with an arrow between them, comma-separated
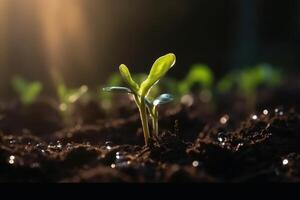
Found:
119,64 -> 139,93
139,53 -> 176,97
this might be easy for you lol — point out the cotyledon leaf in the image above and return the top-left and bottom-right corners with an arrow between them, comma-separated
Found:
119,64 -> 139,93
139,53 -> 176,97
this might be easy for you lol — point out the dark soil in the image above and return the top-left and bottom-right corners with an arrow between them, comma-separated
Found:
0,86 -> 300,182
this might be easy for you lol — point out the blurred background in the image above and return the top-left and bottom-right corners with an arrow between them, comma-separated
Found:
0,0 -> 299,97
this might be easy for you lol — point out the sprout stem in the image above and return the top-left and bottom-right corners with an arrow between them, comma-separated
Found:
152,107 -> 159,137
139,97 -> 150,145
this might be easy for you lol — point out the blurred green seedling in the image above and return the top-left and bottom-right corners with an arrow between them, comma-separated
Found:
103,53 -> 176,145
178,64 -> 214,95
12,76 -> 43,105
57,84 -> 88,112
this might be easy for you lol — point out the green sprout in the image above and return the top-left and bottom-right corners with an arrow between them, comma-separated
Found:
178,64 -> 214,95
12,76 -> 43,105
57,84 -> 88,112
217,63 -> 282,95
103,53 -> 176,145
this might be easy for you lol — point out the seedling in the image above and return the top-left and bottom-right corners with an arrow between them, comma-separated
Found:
178,64 -> 214,95
103,53 -> 176,145
57,83 -> 88,112
12,76 -> 43,105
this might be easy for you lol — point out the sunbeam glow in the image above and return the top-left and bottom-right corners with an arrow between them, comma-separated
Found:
36,0 -> 95,86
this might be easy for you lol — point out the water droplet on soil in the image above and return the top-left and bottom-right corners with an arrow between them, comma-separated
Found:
105,141 -> 113,150
115,152 -> 132,168
192,160 -> 199,167
282,159 -> 289,166
8,155 -> 15,165
217,132 -> 228,143
111,163 -> 116,169
9,140 -> 16,144
275,108 -> 284,116
263,109 -> 269,115
220,115 -> 229,124
251,115 -> 258,120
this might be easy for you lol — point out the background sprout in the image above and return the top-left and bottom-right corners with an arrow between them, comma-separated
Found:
178,64 -> 214,96
103,53 -> 176,145
12,76 -> 43,105
57,84 -> 88,112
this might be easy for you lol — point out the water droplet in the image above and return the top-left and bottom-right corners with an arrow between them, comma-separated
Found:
251,115 -> 258,120
220,115 -> 229,124
111,163 -> 116,168
116,152 -> 125,160
282,159 -> 289,166
275,108 -> 284,116
192,160 -> 199,167
263,109 -> 269,115
235,143 -> 244,151
217,132 -> 228,143
9,140 -> 16,144
105,141 -> 113,150
115,152 -> 131,168
8,155 -> 15,164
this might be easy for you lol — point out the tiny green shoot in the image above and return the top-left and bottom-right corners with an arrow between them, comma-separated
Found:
57,84 -> 88,112
12,76 -> 43,105
103,53 -> 176,145
178,64 -> 214,95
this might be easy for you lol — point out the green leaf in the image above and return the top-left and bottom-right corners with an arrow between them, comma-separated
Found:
119,64 -> 139,93
107,73 -> 122,86
153,93 -> 174,106
12,76 -> 42,105
139,53 -> 176,97
186,64 -> 213,88
58,84 -> 88,104
103,86 -> 132,93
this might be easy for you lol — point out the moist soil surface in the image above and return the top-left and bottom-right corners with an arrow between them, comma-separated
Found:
0,86 -> 300,182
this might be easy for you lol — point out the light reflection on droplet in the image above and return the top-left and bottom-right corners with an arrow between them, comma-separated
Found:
220,115 -> 229,124
282,159 -> 289,166
252,115 -> 258,120
8,155 -> 15,164
111,163 -> 116,168
263,109 -> 269,115
192,160 -> 199,167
